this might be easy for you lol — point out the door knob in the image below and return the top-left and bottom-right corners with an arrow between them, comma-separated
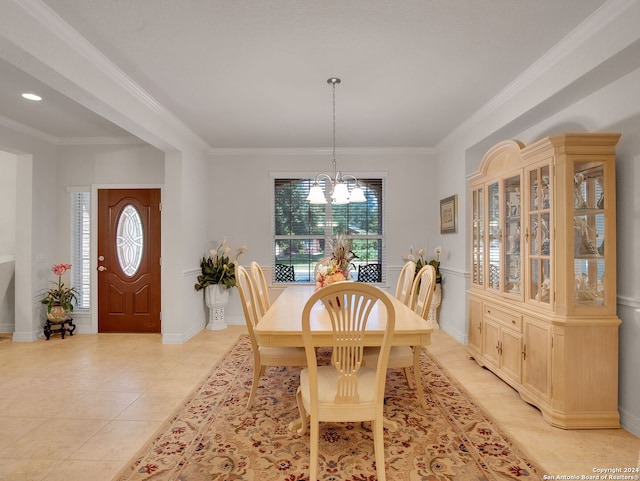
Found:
98,266 -> 107,271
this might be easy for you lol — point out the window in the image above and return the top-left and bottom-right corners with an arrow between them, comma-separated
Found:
273,177 -> 385,283
70,191 -> 90,309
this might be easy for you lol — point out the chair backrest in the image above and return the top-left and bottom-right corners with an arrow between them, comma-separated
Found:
301,282 -> 396,406
249,261 -> 270,316
358,263 -> 382,283
235,265 -> 261,348
410,264 -> 436,319
275,263 -> 295,282
395,260 -> 416,306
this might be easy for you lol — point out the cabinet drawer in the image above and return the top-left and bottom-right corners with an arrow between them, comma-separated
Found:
484,304 -> 522,331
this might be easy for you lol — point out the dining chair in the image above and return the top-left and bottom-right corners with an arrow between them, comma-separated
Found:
363,264 -> 435,411
249,261 -> 270,317
358,263 -> 382,283
395,260 -> 416,306
294,282 -> 396,481
235,265 -> 306,409
274,263 -> 295,282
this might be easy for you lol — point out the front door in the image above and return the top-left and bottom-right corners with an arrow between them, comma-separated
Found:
97,188 -> 161,333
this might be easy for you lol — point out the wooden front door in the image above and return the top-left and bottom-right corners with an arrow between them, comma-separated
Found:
97,189 -> 161,333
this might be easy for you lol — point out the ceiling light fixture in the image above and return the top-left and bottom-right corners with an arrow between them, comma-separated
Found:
21,92 -> 42,101
306,78 -> 366,205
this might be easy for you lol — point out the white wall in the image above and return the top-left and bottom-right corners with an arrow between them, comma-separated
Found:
0,150 -> 17,332
0,150 -> 17,255
57,143 -> 165,334
435,65 -> 640,435
205,150 -> 439,323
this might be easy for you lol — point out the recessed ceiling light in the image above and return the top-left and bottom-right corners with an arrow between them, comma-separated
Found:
21,92 -> 42,101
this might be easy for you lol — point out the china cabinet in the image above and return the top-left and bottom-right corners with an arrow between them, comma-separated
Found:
467,133 -> 620,429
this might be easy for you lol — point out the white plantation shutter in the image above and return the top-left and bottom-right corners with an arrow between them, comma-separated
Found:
70,190 -> 91,309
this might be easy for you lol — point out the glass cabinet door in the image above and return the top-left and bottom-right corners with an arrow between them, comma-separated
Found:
573,161 -> 605,306
487,181 -> 500,291
527,164 -> 552,305
503,175 -> 522,297
471,186 -> 484,287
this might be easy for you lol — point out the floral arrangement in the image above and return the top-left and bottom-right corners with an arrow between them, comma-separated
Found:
195,239 -> 247,291
41,263 -> 78,313
328,234 -> 357,276
315,234 -> 357,289
315,263 -> 348,289
404,246 -> 442,284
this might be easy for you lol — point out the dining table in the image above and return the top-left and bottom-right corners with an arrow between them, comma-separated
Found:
254,284 -> 433,349
254,284 -> 433,432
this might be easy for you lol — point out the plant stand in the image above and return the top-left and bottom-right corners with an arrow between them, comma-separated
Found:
44,318 -> 76,340
205,284 -> 229,330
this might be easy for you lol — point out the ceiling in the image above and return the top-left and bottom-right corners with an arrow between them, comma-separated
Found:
0,0 -> 609,149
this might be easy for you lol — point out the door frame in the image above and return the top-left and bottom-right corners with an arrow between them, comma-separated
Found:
90,184 -> 163,334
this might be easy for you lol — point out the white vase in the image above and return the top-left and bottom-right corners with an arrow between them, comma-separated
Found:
204,284 -> 230,330
427,283 -> 442,329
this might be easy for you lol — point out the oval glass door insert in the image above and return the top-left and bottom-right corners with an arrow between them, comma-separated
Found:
116,204 -> 144,277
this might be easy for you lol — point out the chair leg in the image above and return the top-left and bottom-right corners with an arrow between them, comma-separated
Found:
309,416 -> 319,481
372,417 -> 387,481
246,361 -> 265,409
402,366 -> 415,389
412,346 -> 428,411
293,387 -> 309,435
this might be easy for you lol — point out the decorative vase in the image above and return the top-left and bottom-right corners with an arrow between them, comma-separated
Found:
204,284 -> 229,330
427,283 -> 442,329
47,305 -> 71,323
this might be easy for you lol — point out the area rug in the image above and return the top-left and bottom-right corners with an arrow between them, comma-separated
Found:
115,335 -> 542,481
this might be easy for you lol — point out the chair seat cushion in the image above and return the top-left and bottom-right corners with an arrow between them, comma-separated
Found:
363,345 -> 413,367
300,366 -> 377,404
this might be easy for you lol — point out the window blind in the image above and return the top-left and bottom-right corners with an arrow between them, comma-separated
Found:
273,177 -> 385,284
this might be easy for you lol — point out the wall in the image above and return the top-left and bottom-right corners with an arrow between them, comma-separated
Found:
508,66 -> 640,435
0,125 -> 60,341
0,150 -> 17,332
205,149 -> 438,324
0,150 -> 17,255
437,65 -> 640,434
57,143 -> 165,333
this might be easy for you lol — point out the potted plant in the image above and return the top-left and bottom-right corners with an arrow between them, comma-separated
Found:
404,246 -> 443,327
195,239 -> 247,330
41,263 -> 78,322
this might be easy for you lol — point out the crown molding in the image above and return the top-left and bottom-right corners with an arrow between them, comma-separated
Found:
0,114 -> 145,146
0,114 -> 57,144
209,146 -> 435,156
15,0 -> 209,152
57,136 -> 144,146
438,0 -> 637,151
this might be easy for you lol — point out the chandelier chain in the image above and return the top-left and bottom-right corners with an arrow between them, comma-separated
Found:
331,79 -> 337,175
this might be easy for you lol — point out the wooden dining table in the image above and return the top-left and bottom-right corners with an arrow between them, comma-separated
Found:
254,285 -> 433,349
255,284 -> 433,431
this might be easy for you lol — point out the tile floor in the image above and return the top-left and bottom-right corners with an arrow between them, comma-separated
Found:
0,327 -> 638,481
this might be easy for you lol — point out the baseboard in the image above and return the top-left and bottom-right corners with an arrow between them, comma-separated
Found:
12,329 -> 41,342
620,406 -> 640,437
0,322 -> 14,333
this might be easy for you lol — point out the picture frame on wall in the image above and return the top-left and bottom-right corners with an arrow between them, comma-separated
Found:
440,195 -> 458,234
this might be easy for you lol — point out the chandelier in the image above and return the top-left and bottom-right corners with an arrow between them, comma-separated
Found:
306,78 -> 366,205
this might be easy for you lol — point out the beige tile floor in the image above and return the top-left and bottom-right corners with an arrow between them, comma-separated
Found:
0,327 -> 638,481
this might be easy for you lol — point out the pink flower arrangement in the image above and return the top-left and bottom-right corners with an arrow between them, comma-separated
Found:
41,263 -> 78,313
52,263 -> 72,276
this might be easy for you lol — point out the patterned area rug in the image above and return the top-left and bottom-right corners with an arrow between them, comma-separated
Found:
115,335 -> 541,481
